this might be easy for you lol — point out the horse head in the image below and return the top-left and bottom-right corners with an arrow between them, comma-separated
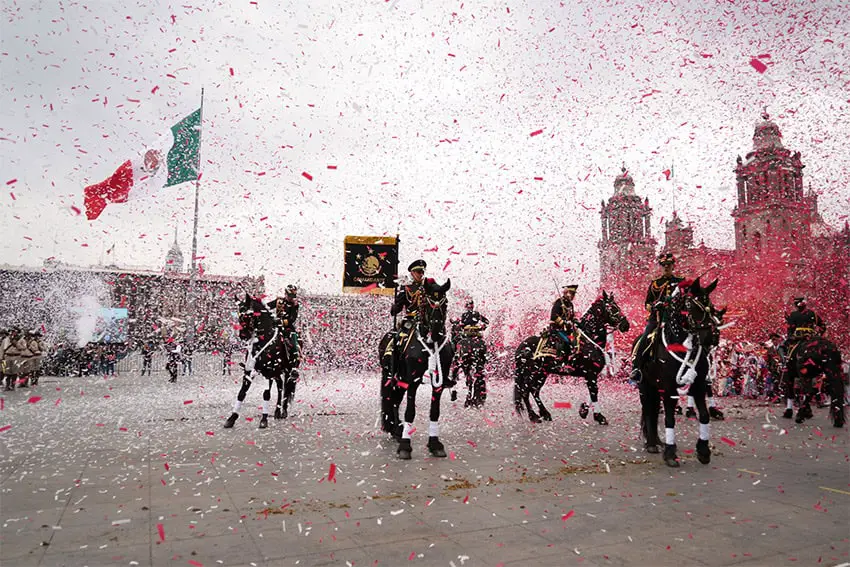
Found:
676,277 -> 721,347
237,293 -> 272,342
601,290 -> 630,333
420,278 -> 451,343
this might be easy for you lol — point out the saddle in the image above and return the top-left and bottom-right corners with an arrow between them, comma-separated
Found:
533,331 -> 577,361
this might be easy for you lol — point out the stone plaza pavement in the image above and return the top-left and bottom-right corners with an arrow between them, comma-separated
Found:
1,368 -> 848,567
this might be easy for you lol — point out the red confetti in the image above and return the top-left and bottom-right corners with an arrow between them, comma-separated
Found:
151,85 -> 159,94
553,402 -> 572,409
327,165 -> 337,169
6,179 -> 17,185
720,437 -> 737,446
183,400 -> 193,405
9,192 -> 15,200
408,552 -> 416,561
27,396 -> 42,404
462,493 -> 469,504
0,425 -> 11,433
302,172 -> 313,181
328,462 -> 337,483
205,431 -> 214,436
749,58 -> 768,73
189,561 -> 203,567
561,510 -> 575,521
530,129 -> 543,137
164,462 -> 170,471
70,206 -> 81,215
229,67 -> 235,76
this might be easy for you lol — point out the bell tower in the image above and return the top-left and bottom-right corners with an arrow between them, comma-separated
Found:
598,166 -> 657,291
164,226 -> 184,273
731,112 -> 819,261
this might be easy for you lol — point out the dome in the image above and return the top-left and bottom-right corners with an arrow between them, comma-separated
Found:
752,112 -> 784,152
613,166 -> 635,196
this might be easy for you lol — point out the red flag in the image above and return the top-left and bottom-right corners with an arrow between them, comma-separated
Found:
84,160 -> 134,220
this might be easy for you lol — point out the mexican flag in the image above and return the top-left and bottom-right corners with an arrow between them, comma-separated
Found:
82,107 -> 201,220
164,108 -> 201,187
83,150 -> 162,221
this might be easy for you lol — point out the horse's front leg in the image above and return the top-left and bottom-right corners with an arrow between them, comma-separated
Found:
397,378 -> 420,459
259,378 -> 272,429
583,372 -> 607,425
662,389 -> 680,467
524,368 -> 542,423
639,379 -> 661,453
427,385 -> 447,457
274,375 -> 284,419
282,369 -> 298,419
691,384 -> 711,464
224,371 -> 255,428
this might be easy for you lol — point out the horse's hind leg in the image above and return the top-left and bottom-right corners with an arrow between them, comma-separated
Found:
639,380 -> 661,453
258,380 -> 271,429
274,375 -> 284,419
224,372 -> 253,428
532,382 -> 551,422
584,373 -> 607,425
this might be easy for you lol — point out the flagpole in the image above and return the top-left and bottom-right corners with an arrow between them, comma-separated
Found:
187,87 -> 204,347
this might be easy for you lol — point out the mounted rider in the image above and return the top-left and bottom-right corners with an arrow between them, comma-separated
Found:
630,252 -> 685,383
460,298 -> 489,337
385,259 -> 430,367
268,285 -> 301,367
783,296 -> 825,359
536,285 -> 579,360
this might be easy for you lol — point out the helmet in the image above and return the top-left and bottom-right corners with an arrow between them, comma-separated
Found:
465,299 -> 474,309
285,285 -> 298,298
658,252 -> 675,266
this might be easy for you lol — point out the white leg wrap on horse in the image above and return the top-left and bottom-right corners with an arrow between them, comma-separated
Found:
687,396 -> 695,408
786,399 -> 794,410
593,400 -> 602,413
699,423 -> 710,441
708,397 -> 716,408
665,428 -> 675,445
233,400 -> 242,413
429,421 -> 439,437
402,422 -> 414,440
262,399 -> 269,415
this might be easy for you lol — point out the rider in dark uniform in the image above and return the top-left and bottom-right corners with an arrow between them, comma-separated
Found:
385,260 -> 429,366
630,253 -> 684,383
783,297 -> 825,359
268,285 -> 300,366
542,284 -> 578,359
458,299 -> 490,407
460,299 -> 489,334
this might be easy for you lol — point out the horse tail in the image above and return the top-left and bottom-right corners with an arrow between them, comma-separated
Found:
513,346 -> 526,415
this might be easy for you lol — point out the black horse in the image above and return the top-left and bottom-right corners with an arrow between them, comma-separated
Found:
638,278 -> 721,467
514,291 -> 630,424
378,279 -> 455,459
780,336 -> 845,428
224,294 -> 299,429
452,326 -> 488,408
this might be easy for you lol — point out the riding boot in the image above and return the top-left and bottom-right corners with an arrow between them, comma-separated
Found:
696,439 -> 711,465
427,436 -> 447,458
397,438 -> 412,460
223,413 -> 239,428
663,444 -> 680,468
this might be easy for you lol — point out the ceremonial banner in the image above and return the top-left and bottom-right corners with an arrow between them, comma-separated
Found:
343,236 -> 399,295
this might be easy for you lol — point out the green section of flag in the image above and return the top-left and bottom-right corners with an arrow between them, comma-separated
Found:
164,108 -> 201,187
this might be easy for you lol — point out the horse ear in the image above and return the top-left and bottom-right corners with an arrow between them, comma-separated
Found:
704,278 -> 719,295
441,278 -> 451,293
691,277 -> 702,293
602,290 -> 608,299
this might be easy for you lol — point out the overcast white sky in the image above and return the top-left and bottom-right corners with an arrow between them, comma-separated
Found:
2,0 -> 848,313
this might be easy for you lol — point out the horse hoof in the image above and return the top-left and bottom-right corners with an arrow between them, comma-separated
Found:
274,408 -> 283,420
685,407 -> 697,419
832,407 -> 846,429
782,408 -> 793,419
529,415 -> 542,424
578,402 -> 590,419
645,444 -> 660,454
593,413 -> 608,425
709,408 -> 725,421
427,437 -> 447,458
541,412 -> 553,422
696,439 -> 711,465
223,413 -> 238,429
795,406 -> 813,424
674,406 -> 683,416
663,444 -> 679,468
397,439 -> 412,460
258,416 -> 269,429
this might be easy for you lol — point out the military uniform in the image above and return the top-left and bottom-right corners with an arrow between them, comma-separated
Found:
268,286 -> 301,366
631,253 -> 684,380
385,259 -> 431,364
460,309 -> 489,336
783,298 -> 825,359
536,285 -> 578,359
